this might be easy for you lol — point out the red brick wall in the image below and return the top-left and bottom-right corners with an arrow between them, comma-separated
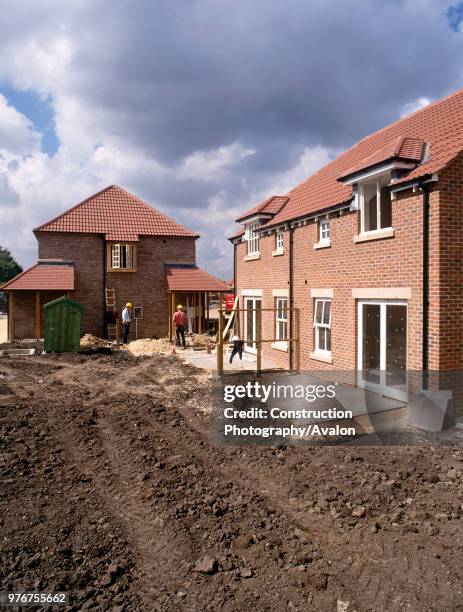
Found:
433,154 -> 463,369
235,187 -> 435,378
235,231 -> 290,369
37,232 -> 196,340
10,290 -> 65,339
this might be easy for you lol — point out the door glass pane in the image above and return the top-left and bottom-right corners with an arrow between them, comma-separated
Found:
255,300 -> 262,345
386,305 -> 407,390
362,304 -> 381,384
246,300 -> 253,346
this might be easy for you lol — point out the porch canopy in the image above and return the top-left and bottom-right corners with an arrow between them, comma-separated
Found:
165,264 -> 229,338
1,260 -> 75,340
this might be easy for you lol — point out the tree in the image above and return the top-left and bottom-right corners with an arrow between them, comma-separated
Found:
0,247 -> 22,312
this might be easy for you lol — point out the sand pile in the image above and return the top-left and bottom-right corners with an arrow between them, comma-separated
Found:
126,338 -> 174,356
80,334 -> 113,349
189,333 -> 214,347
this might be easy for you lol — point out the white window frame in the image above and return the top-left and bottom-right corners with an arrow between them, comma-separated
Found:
109,243 -> 136,270
319,218 -> 330,243
111,243 -> 120,268
314,298 -> 332,355
359,176 -> 392,235
275,297 -> 288,342
276,231 -> 284,251
245,222 -> 260,255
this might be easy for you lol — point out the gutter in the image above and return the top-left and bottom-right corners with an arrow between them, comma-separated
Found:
420,182 -> 430,388
102,236 -> 107,336
288,225 -> 294,371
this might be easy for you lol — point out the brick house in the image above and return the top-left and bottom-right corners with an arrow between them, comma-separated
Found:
3,185 -> 228,341
231,88 -> 463,401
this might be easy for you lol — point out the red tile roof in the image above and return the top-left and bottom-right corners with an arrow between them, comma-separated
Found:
236,195 -> 289,222
34,185 -> 198,241
1,262 -> 75,291
234,87 -> 463,230
165,266 -> 229,292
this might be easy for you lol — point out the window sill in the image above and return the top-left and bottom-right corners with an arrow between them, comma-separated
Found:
272,341 -> 288,352
272,248 -> 284,257
244,253 -> 260,261
107,268 -> 137,273
310,351 -> 333,364
314,240 -> 331,250
354,227 -> 395,243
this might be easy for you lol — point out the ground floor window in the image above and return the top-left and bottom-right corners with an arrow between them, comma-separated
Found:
275,297 -> 288,341
314,298 -> 331,353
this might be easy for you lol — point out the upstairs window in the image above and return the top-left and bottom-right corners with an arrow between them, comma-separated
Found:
245,222 -> 260,255
108,243 -> 137,271
359,177 -> 392,233
319,218 -> 330,243
276,231 -> 284,251
314,298 -> 331,354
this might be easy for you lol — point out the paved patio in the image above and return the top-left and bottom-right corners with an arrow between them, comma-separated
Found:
180,347 -> 280,373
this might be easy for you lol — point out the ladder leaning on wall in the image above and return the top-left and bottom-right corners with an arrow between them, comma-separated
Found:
105,287 -> 120,344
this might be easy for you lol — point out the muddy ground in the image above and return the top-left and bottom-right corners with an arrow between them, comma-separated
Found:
1,351 -> 462,611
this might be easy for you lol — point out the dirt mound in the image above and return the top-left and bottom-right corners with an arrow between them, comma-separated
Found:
80,334 -> 113,349
126,337 -> 174,355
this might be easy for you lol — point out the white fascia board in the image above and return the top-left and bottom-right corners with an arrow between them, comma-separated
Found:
341,162 -> 415,185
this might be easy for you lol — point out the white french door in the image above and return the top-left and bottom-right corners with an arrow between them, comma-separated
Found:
244,297 -> 262,354
357,300 -> 407,401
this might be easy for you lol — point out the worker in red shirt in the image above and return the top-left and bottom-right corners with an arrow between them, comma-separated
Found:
173,304 -> 187,348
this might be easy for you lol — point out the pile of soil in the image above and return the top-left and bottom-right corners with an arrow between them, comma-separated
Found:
126,334 -> 214,356
1,352 -> 462,610
126,338 -> 174,356
80,334 -> 113,349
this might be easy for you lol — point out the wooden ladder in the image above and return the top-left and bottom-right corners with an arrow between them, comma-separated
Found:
105,287 -> 119,343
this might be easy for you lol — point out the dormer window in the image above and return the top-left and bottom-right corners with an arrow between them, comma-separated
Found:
359,176 -> 392,234
245,222 -> 260,256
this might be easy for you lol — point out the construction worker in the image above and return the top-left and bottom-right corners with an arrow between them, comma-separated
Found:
121,302 -> 133,344
173,304 -> 187,348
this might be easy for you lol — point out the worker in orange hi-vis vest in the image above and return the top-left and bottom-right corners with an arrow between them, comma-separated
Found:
173,304 -> 187,348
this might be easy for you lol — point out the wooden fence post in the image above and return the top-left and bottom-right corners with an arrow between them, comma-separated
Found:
217,309 -> 224,374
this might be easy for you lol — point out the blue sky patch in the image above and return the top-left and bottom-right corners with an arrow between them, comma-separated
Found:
0,83 -> 59,156
448,2 -> 463,32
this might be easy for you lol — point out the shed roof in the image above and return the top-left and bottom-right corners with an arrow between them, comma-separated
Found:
165,265 -> 229,292
1,261 -> 75,291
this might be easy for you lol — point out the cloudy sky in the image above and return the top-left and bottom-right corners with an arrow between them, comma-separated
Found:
1,0 -> 463,278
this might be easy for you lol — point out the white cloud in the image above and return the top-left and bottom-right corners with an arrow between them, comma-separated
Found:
179,143 -> 255,182
401,96 -> 432,118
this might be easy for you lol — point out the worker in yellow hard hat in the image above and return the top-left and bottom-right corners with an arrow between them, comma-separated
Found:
121,302 -> 133,344
173,304 -> 187,348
